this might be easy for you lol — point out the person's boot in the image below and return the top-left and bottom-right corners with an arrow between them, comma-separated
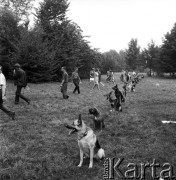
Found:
1,105 -> 15,120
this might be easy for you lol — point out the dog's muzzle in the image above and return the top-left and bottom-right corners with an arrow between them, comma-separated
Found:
65,124 -> 78,135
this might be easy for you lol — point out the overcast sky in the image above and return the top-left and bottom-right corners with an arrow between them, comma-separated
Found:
66,0 -> 176,52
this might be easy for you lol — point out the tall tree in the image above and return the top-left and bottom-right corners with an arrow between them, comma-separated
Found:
143,41 -> 160,76
160,23 -> 176,76
0,8 -> 20,78
0,0 -> 34,22
125,38 -> 140,71
102,50 -> 122,73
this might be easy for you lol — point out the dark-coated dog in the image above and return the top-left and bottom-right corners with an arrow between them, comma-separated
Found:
112,84 -> 125,111
89,108 -> 106,131
104,91 -> 116,111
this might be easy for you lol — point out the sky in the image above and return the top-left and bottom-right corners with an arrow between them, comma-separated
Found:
66,0 -> 176,52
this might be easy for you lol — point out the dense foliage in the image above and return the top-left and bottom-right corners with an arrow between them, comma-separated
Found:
0,0 -> 176,81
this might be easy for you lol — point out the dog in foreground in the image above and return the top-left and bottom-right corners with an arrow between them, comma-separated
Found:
65,114 -> 105,168
89,107 -> 105,131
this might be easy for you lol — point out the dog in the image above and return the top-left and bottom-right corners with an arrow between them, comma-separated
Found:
89,108 -> 105,131
65,114 -> 105,168
127,81 -> 135,92
123,82 -> 135,96
112,84 -> 125,111
104,91 -> 117,111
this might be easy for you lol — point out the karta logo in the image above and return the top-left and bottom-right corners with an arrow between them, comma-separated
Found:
103,158 -> 175,179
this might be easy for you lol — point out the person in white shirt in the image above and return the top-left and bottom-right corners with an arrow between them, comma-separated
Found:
93,68 -> 100,90
89,68 -> 95,86
0,65 -> 15,120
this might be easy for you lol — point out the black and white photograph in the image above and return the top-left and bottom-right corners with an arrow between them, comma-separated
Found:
0,0 -> 176,179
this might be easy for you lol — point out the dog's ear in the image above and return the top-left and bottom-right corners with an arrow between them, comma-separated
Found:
94,108 -> 100,116
78,114 -> 82,125
95,107 -> 98,112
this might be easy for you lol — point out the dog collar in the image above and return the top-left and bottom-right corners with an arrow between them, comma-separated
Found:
78,128 -> 89,140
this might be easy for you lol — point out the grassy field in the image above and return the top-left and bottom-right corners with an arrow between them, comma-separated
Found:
0,74 -> 176,180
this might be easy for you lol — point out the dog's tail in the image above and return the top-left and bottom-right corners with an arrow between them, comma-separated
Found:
97,148 -> 105,159
96,139 -> 105,159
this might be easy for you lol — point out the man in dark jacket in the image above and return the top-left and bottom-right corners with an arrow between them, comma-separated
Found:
72,67 -> 81,94
60,66 -> 69,99
13,63 -> 30,105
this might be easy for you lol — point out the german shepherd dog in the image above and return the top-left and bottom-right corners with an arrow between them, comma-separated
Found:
65,114 -> 105,168
104,91 -> 116,111
112,84 -> 125,111
89,108 -> 106,131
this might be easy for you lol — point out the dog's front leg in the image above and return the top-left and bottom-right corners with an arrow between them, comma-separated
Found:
78,149 -> 84,167
89,147 -> 94,168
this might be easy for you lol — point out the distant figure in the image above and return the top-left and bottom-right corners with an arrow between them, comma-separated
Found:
106,70 -> 115,84
120,70 -> 130,83
13,63 -> 30,105
93,68 -> 100,90
97,68 -> 104,87
60,66 -> 69,99
72,67 -> 81,94
132,71 -> 136,76
107,70 -> 110,78
0,65 -> 15,120
120,70 -> 130,96
89,68 -> 95,85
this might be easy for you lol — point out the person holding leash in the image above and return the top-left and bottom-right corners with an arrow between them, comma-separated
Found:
72,67 -> 81,94
13,63 -> 30,105
0,65 -> 15,120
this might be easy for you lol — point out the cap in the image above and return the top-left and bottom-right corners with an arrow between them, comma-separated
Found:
14,63 -> 21,68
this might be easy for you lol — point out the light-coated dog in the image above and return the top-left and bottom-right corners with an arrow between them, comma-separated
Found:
65,114 -> 105,168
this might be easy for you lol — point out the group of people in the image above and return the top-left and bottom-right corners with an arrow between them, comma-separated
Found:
0,63 -> 30,120
120,70 -> 142,96
60,66 -> 82,99
89,68 -> 104,90
0,63 -> 142,120
106,70 -> 115,84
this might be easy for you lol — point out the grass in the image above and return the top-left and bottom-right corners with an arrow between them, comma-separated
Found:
0,74 -> 176,180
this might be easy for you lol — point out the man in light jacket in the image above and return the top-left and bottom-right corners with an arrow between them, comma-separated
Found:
0,65 -> 15,120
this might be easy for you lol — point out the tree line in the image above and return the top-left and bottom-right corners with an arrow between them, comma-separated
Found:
0,0 -> 176,82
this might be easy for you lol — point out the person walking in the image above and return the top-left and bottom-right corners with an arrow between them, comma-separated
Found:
120,70 -> 130,97
60,66 -> 69,99
89,68 -> 95,86
13,63 -> 30,105
72,67 -> 81,94
97,68 -> 104,87
0,65 -> 15,120
93,68 -> 100,90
